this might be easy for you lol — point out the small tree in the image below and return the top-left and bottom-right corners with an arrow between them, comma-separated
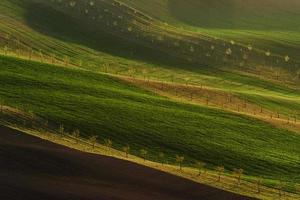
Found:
78,59 -> 82,67
16,48 -> 20,57
0,99 -> 4,113
233,168 -> 244,186
140,149 -> 148,162
216,166 -> 225,182
50,53 -> 55,64
196,161 -> 206,176
4,45 -> 8,55
158,152 -> 165,166
255,177 -> 263,194
206,95 -> 209,105
104,139 -> 113,153
28,47 -> 33,60
89,135 -> 98,149
64,56 -> 69,66
175,155 -> 184,171
39,49 -> 44,62
170,74 -> 175,83
297,70 -> 300,80
122,145 -> 130,158
276,181 -> 285,197
284,55 -> 290,62
44,120 -> 48,128
296,184 -> 300,194
59,124 -> 64,137
72,129 -> 80,143
190,92 -> 193,101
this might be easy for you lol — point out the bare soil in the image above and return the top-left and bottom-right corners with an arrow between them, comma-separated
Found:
0,125 -> 255,200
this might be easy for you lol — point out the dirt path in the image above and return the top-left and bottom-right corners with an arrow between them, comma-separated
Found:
0,125 -> 255,200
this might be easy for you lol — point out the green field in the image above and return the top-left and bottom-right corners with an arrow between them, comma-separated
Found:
122,0 -> 300,59
0,0 -> 300,193
1,55 -> 300,185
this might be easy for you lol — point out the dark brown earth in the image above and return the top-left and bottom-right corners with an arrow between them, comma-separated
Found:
0,125 -> 255,200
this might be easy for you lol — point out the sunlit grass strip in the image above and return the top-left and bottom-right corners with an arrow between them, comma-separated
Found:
0,49 -> 299,131
1,89 -> 300,199
121,76 -> 300,134
1,120 -> 299,200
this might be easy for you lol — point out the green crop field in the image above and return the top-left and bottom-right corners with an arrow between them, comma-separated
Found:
1,55 -> 300,185
122,0 -> 300,59
0,0 -> 300,197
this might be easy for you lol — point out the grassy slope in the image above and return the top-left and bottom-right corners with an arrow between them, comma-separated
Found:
0,0 -> 300,188
121,0 -> 300,59
1,55 -> 300,184
0,0 -> 299,120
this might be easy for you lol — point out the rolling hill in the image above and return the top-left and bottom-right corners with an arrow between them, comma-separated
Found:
0,125 -> 254,200
0,0 -> 300,198
1,0 -> 299,120
122,0 -> 300,60
1,55 -> 300,184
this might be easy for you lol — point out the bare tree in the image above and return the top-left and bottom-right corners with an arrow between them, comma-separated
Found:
206,95 -> 209,105
175,155 -> 184,171
296,184 -> 300,195
59,124 -> 64,137
190,92 -> 193,101
28,47 -> 32,60
64,56 -> 69,66
140,149 -> 148,162
216,166 -> 225,182
4,45 -> 8,55
72,129 -> 80,143
39,49 -> 44,62
255,177 -> 263,194
159,152 -> 165,166
0,99 -> 4,113
122,145 -> 130,158
276,181 -> 285,197
50,53 -> 55,64
170,74 -> 175,83
196,161 -> 206,176
233,168 -> 244,186
297,70 -> 300,80
104,139 -> 113,153
89,135 -> 98,149
16,48 -> 20,57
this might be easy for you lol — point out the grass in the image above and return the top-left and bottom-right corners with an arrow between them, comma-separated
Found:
121,0 -> 300,59
0,0 -> 299,120
1,123 -> 299,200
0,0 -> 300,197
1,55 -> 300,186
122,77 -> 300,133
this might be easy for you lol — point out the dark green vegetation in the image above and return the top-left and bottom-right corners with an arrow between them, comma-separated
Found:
0,0 -> 299,119
1,0 -> 300,68
0,0 -> 300,191
1,56 -> 300,184
122,0 -> 300,59
123,0 -> 300,29
0,125 -> 255,200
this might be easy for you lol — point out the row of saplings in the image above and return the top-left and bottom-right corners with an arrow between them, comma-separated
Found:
58,125 -> 297,198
